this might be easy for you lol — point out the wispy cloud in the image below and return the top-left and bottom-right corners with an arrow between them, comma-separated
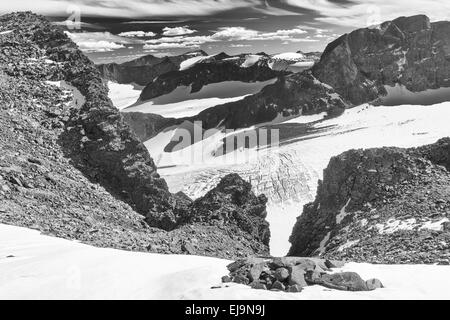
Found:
283,0 -> 450,26
141,26 -> 314,51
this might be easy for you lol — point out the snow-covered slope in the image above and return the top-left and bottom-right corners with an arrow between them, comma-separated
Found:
121,79 -> 276,117
150,102 -> 450,255
107,81 -> 142,110
2,224 -> 450,300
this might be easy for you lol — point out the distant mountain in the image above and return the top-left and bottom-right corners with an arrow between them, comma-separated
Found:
97,50 -> 208,86
181,14 -> 450,131
138,52 -> 289,102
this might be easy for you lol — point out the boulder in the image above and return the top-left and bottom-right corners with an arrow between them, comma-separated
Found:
310,272 -> 369,291
274,268 -> 290,282
366,278 -> 384,290
288,265 -> 308,287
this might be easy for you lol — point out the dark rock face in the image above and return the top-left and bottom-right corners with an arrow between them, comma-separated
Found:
97,50 -> 207,86
313,15 -> 450,105
288,138 -> 450,264
0,12 -> 270,259
224,257 -> 383,292
189,71 -> 347,130
121,112 -> 180,142
189,173 -> 271,246
139,53 -> 286,102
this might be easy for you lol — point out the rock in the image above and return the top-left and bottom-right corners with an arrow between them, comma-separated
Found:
288,265 -> 308,287
312,272 -> 368,291
232,274 -> 249,285
274,268 -> 290,282
248,262 -> 266,282
325,259 -> 345,269
366,278 -> 384,290
287,284 -> 303,293
270,280 -> 285,291
181,242 -> 195,254
221,275 -> 232,283
250,281 -> 267,290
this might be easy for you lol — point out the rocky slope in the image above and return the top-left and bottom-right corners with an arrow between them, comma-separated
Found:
288,138 -> 450,264
138,52 -> 288,102
97,50 -> 207,86
0,12 -> 270,259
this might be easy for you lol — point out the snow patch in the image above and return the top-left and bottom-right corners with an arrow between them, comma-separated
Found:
272,52 -> 305,61
241,55 -> 262,68
336,199 -> 352,224
107,81 -> 142,110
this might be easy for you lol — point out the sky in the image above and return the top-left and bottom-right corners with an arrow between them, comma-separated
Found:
1,0 -> 449,63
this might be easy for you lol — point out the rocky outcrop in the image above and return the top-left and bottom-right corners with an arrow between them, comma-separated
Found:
0,12 -> 270,259
188,71 -> 347,130
97,50 -> 207,86
138,52 -> 287,102
223,256 -> 383,292
313,15 -> 450,105
288,138 -> 450,264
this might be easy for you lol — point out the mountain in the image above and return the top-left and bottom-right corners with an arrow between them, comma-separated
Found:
138,52 -> 288,102
97,50 -> 208,86
313,15 -> 450,105
0,12 -> 270,259
138,15 -> 448,132
288,138 -> 450,264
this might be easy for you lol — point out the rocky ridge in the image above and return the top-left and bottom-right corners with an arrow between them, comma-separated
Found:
0,12 -> 270,259
288,138 -> 450,264
97,50 -> 208,86
138,52 -> 288,102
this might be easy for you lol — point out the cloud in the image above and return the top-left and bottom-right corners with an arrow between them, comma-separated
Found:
118,31 -> 156,37
66,31 -> 140,52
0,0 -> 260,18
283,0 -> 450,27
162,26 -> 197,36
210,26 -> 308,42
140,26 -> 315,52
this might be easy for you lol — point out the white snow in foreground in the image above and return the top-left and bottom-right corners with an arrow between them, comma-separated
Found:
107,81 -> 142,110
272,52 -> 305,61
1,224 -> 450,300
151,101 -> 450,256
